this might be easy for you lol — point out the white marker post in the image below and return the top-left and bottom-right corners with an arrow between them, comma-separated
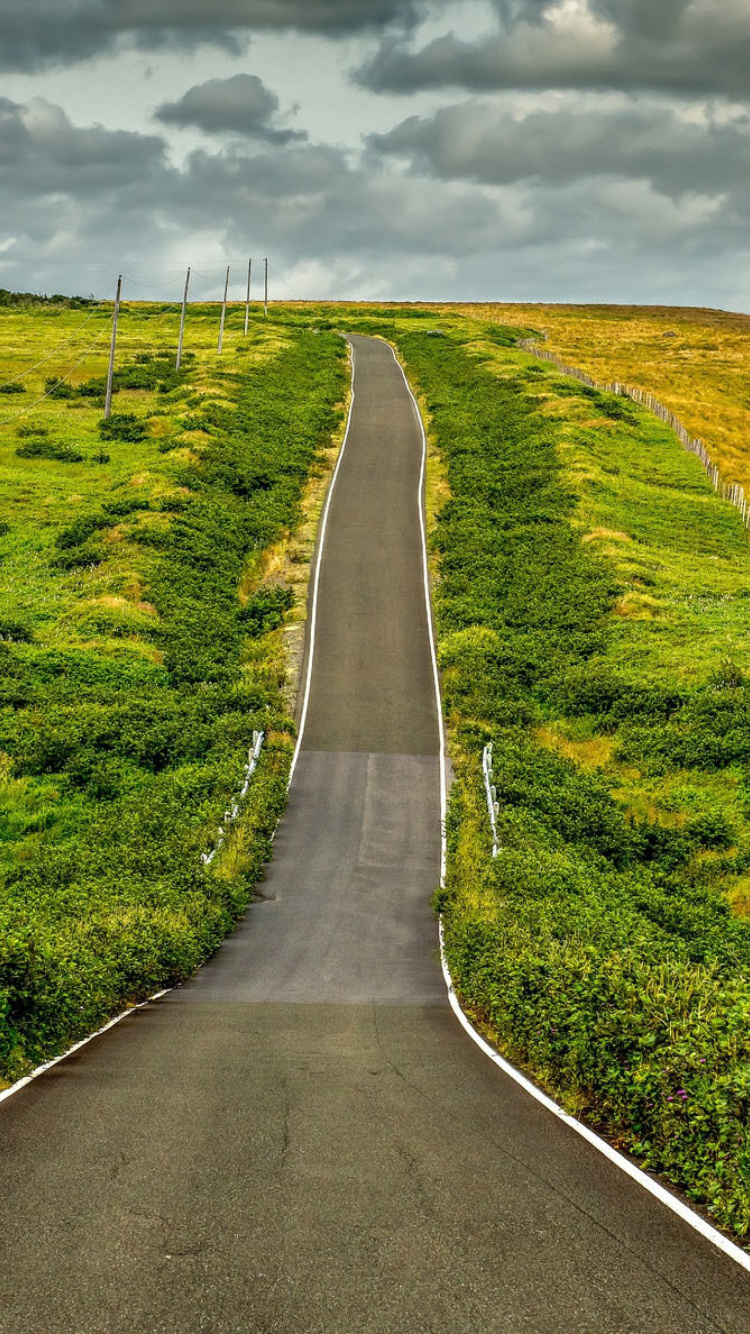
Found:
103,273 -> 122,421
264,257 -> 268,318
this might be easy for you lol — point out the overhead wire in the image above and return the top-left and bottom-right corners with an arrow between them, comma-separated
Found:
121,273 -> 185,294
0,259 -> 283,428
0,314 -> 114,428
0,297 -> 110,393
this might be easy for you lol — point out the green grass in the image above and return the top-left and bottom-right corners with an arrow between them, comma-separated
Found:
0,300 -> 347,1084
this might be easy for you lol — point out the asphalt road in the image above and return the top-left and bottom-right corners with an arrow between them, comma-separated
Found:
1,334 -> 750,1333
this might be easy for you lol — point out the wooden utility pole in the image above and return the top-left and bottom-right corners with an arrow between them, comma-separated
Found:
244,258 -> 252,336
264,257 -> 268,318
218,265 -> 230,354
104,274 -> 122,420
176,266 -> 191,370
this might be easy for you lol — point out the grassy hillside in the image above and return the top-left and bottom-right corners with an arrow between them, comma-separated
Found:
453,302 -> 750,495
0,299 -> 347,1084
4,293 -> 750,1235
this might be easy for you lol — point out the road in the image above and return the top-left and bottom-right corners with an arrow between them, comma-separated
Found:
1,334 -> 750,1333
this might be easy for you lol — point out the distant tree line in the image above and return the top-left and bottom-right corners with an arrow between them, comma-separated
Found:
0,289 -> 95,309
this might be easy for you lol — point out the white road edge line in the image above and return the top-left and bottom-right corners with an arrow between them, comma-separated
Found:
287,339 -> 358,789
0,339 -> 359,1111
390,340 -> 750,1277
0,991 -> 170,1108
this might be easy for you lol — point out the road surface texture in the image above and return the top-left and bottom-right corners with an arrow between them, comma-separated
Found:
1,335 -> 750,1334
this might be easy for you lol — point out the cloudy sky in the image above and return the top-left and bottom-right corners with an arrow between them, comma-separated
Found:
1,0 -> 749,305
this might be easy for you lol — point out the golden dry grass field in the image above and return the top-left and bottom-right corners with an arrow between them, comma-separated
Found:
447,302 -> 750,495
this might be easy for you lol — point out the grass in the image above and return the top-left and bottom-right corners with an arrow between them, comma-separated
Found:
0,298 -> 348,1085
449,301 -> 750,496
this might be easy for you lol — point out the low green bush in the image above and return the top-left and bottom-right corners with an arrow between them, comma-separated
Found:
99,412 -> 147,442
239,585 -> 294,636
16,439 -> 84,463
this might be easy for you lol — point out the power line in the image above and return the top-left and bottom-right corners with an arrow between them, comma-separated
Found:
0,315 -> 114,427
0,297 -> 109,393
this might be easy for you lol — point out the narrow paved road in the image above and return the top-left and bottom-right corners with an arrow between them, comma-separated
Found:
1,336 -> 750,1333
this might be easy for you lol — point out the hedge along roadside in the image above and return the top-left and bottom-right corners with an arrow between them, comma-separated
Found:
384,324 -> 750,1240
0,327 -> 349,1086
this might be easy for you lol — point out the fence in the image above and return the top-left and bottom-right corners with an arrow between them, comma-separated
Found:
517,339 -> 750,529
482,743 -> 500,858
201,730 -> 265,868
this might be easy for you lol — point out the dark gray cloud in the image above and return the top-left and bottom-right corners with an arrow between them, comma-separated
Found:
356,0 -> 750,100
0,94 -> 512,283
370,99 -> 750,196
155,74 -> 306,143
0,96 -> 166,196
0,0 -> 431,73
1,89 -> 749,310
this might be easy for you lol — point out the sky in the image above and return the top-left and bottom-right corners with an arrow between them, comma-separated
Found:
0,0 -> 749,306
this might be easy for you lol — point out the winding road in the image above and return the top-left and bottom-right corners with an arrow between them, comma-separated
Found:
1,335 -> 750,1332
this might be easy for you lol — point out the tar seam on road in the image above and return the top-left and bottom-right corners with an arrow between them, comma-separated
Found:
387,336 -> 750,1278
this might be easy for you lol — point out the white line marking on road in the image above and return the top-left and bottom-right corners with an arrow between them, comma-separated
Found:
288,341 -> 358,789
391,340 -> 750,1276
0,991 -> 170,1108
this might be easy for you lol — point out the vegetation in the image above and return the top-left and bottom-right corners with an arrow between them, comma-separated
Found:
0,299 -> 347,1085
0,290 -> 95,309
4,292 -> 750,1237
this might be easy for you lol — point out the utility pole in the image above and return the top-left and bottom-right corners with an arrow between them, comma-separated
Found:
244,258 -> 252,336
264,257 -> 268,318
104,273 -> 122,421
218,264 -> 230,354
176,265 -> 191,370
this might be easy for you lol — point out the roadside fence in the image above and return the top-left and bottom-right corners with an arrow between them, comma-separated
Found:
517,339 -> 750,529
482,743 -> 500,858
201,730 -> 265,868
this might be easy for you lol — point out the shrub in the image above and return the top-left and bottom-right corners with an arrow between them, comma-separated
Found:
16,439 -> 84,463
17,423 -> 48,438
0,618 -> 33,643
239,585 -> 294,636
44,377 -> 76,400
99,412 -> 147,442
